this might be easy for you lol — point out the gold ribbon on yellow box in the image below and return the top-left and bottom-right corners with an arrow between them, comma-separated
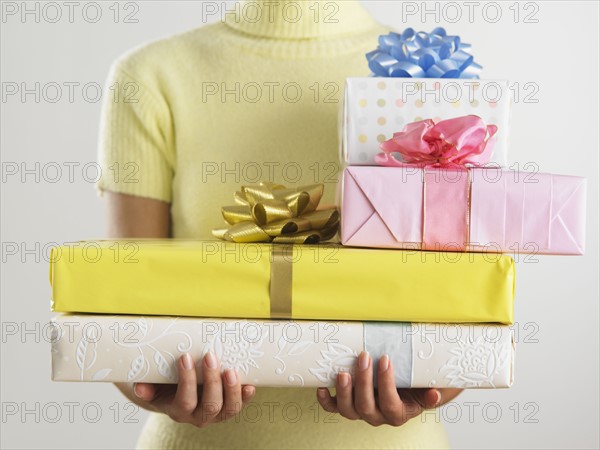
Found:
212,182 -> 339,244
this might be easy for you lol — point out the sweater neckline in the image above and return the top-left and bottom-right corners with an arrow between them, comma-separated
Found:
223,0 -> 377,40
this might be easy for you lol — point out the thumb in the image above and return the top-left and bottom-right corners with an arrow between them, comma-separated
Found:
133,383 -> 158,402
401,388 -> 441,410
420,388 -> 442,409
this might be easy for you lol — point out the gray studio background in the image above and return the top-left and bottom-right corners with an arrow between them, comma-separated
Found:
1,1 -> 598,448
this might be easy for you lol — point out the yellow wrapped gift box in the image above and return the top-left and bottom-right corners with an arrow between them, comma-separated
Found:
49,240 -> 515,324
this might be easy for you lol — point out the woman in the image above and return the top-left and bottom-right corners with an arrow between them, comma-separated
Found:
98,1 -> 461,448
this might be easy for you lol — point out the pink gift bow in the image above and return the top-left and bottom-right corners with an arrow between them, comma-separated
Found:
373,115 -> 497,250
375,115 -> 498,168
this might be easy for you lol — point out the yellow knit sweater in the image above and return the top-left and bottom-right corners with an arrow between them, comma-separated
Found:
97,1 -> 450,448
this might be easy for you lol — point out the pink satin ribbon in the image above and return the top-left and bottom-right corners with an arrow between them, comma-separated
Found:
423,169 -> 470,251
376,115 -> 497,250
375,115 -> 497,168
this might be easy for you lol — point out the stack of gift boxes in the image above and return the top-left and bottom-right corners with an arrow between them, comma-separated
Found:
50,29 -> 586,389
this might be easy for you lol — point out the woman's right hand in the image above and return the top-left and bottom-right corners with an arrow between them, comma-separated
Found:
117,352 -> 256,428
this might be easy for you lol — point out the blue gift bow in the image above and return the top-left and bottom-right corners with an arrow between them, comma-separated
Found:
366,27 -> 482,78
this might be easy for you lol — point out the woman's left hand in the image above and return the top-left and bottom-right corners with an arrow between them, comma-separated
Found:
316,351 -> 461,427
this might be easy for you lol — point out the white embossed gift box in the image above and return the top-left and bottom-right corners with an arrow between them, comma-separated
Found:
51,314 -> 514,388
341,78 -> 511,166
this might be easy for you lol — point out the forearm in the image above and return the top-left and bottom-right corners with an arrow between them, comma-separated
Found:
104,191 -> 171,239
104,192 -> 171,405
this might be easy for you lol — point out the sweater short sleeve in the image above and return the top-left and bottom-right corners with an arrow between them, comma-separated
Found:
96,63 -> 175,203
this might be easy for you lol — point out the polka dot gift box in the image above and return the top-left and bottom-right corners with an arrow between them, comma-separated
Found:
342,77 -> 511,166
341,28 -> 510,166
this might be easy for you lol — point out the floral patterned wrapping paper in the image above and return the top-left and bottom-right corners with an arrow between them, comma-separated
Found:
51,315 -> 514,388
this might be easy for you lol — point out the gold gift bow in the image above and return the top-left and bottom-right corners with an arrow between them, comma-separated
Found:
212,182 -> 339,244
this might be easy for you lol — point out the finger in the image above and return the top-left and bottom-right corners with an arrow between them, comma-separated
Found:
334,372 -> 360,420
354,351 -> 384,426
168,354 -> 199,422
242,385 -> 256,403
316,387 -> 338,414
377,355 -> 413,426
133,383 -> 158,403
221,369 -> 243,420
196,351 -> 223,424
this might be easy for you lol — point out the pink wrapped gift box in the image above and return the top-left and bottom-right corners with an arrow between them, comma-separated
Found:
341,166 -> 586,255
